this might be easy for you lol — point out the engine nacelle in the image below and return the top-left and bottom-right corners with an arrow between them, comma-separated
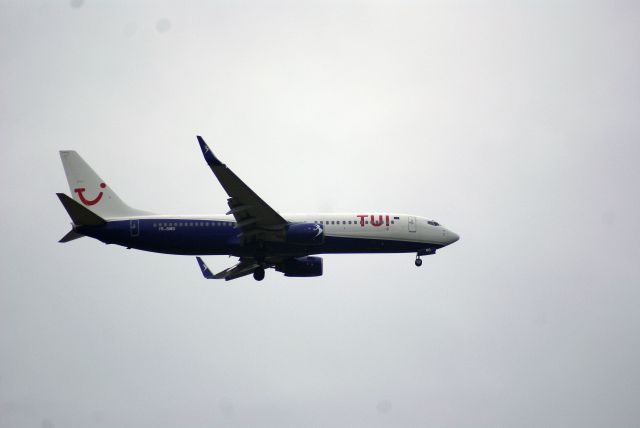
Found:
286,223 -> 324,245
276,256 -> 323,277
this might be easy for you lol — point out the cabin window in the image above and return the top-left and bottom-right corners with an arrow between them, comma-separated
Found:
342,221 -> 346,224
391,221 -> 395,225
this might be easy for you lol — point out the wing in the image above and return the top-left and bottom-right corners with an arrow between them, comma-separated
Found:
196,257 -> 260,281
197,136 -> 288,243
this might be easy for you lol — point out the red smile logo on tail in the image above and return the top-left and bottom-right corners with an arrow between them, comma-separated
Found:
74,182 -> 106,206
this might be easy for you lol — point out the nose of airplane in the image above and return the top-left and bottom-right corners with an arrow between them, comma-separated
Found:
446,230 -> 460,245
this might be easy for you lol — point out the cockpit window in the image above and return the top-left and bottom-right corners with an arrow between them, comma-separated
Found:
427,220 -> 440,226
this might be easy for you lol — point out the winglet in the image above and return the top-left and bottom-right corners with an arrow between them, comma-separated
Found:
197,136 -> 223,166
196,257 -> 215,279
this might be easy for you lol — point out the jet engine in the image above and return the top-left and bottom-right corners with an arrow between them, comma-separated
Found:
285,223 -> 324,245
276,256 -> 323,277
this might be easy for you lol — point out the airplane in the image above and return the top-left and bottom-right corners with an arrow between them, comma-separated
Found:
57,136 -> 460,281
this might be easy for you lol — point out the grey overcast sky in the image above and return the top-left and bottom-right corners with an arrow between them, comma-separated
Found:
2,1 -> 640,427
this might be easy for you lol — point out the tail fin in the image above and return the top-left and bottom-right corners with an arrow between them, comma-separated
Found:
59,151 -> 150,218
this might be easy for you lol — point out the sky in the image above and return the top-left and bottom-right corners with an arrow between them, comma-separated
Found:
1,1 -> 640,427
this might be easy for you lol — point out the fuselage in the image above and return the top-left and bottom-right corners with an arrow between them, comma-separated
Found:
78,212 -> 459,258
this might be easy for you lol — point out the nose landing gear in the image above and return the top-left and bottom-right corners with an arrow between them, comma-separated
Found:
415,248 -> 436,267
253,268 -> 265,281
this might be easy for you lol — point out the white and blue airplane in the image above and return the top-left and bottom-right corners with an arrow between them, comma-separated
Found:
57,136 -> 459,281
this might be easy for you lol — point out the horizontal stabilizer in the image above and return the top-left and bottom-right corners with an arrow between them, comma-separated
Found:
59,229 -> 84,243
57,193 -> 106,226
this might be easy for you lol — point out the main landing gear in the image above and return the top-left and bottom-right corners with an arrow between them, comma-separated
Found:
415,256 -> 423,267
253,268 -> 265,281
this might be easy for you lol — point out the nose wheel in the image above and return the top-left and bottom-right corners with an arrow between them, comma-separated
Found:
415,256 -> 423,267
253,268 -> 265,281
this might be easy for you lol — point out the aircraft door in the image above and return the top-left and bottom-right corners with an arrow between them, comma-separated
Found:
408,216 -> 417,233
130,219 -> 140,237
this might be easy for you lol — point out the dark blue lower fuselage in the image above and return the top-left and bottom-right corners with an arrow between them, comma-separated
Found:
77,219 -> 441,258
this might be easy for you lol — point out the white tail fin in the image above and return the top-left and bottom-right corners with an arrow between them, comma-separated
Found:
59,151 -> 151,218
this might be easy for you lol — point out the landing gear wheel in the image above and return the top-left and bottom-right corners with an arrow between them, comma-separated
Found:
253,268 -> 265,281
415,257 -> 423,267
